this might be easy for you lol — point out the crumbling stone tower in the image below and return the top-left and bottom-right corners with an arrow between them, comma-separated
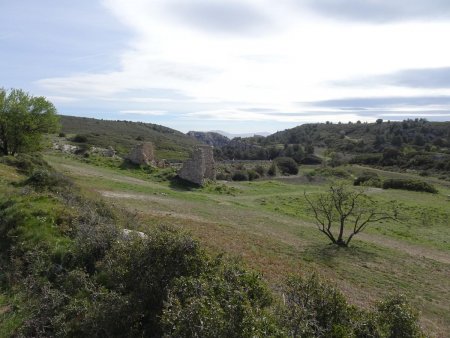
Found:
127,142 -> 155,165
178,145 -> 215,185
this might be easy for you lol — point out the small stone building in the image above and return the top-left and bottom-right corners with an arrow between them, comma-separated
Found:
178,145 -> 215,185
127,142 -> 155,165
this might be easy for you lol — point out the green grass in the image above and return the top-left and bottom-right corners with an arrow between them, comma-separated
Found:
43,153 -> 450,336
0,293 -> 27,338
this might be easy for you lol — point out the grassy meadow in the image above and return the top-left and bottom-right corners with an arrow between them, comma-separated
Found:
44,152 -> 450,337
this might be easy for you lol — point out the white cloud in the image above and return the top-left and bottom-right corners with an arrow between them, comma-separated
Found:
34,0 -> 450,130
120,109 -> 167,115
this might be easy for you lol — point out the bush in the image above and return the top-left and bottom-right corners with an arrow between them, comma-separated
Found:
277,274 -> 355,337
300,154 -> 322,165
254,165 -> 266,176
161,261 -> 280,337
72,134 -> 88,143
275,157 -> 298,175
350,154 -> 382,165
216,172 -> 231,181
354,171 -> 382,188
0,154 -> 51,175
23,169 -> 73,192
232,170 -> 249,181
376,294 -> 425,338
267,162 -> 277,177
382,179 -> 438,193
247,169 -> 261,181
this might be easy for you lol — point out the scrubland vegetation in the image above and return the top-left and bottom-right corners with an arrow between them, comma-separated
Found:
0,154 -> 430,337
1,103 -> 449,336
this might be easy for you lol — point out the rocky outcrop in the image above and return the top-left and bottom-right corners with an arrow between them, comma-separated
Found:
187,131 -> 230,148
178,145 -> 215,185
127,142 -> 155,165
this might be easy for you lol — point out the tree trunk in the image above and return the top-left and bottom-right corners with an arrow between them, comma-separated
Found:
337,220 -> 345,244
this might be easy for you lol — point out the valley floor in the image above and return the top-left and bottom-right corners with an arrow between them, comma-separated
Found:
46,154 -> 450,337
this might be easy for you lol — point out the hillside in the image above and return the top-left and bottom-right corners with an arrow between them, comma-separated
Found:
59,115 -> 200,160
266,119 -> 450,151
213,119 -> 450,177
187,131 -> 230,147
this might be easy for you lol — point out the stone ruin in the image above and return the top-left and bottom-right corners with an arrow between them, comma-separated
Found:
178,145 -> 215,185
127,142 -> 156,165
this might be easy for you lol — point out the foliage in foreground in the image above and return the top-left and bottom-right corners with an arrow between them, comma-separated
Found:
0,157 -> 425,337
0,88 -> 59,155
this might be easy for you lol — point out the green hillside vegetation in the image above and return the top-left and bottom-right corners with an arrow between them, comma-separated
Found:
59,115 -> 200,160
212,119 -> 450,180
1,94 -> 448,336
0,155 -> 428,337
39,150 -> 450,336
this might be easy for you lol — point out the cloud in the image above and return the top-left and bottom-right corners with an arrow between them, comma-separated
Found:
301,0 -> 450,23
120,110 -> 167,115
334,67 -> 450,89
166,0 -> 270,34
311,95 -> 450,109
184,108 -> 374,124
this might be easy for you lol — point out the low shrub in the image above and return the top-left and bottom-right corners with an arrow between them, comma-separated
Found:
382,179 -> 438,193
0,154 -> 51,175
277,273 -> 355,337
275,157 -> 298,175
23,169 -> 73,192
247,169 -> 261,181
254,165 -> 266,176
267,162 -> 277,177
354,171 -> 382,188
232,170 -> 249,181
72,134 -> 88,143
216,172 -> 231,181
350,154 -> 382,165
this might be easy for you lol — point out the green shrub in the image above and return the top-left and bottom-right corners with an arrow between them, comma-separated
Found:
277,274 -> 355,337
72,134 -> 88,143
23,169 -> 73,192
267,162 -> 277,177
232,170 -> 249,181
354,171 -> 382,188
275,157 -> 298,175
162,260 -> 280,337
216,172 -> 231,181
247,169 -> 261,181
254,165 -> 266,176
376,294 -> 425,338
0,154 -> 51,175
382,179 -> 438,193
350,154 -> 382,165
314,167 -> 351,179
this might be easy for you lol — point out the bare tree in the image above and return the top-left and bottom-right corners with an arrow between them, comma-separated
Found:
304,184 -> 399,247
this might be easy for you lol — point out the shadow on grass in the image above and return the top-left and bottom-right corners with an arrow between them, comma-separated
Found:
169,176 -> 201,192
302,242 -> 378,266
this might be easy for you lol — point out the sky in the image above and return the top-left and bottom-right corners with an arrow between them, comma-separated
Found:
2,0 -> 450,134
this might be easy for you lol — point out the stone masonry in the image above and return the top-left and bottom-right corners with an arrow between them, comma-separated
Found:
127,142 -> 155,165
178,145 -> 215,185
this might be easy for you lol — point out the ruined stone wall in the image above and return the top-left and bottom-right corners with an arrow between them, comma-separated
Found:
178,145 -> 215,185
127,142 -> 155,165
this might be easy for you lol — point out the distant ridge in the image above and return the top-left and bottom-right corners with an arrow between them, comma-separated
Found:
186,131 -> 230,147
211,130 -> 271,138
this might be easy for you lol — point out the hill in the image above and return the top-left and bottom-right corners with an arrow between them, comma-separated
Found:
187,131 -> 230,147
213,119 -> 450,177
59,115 -> 200,160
